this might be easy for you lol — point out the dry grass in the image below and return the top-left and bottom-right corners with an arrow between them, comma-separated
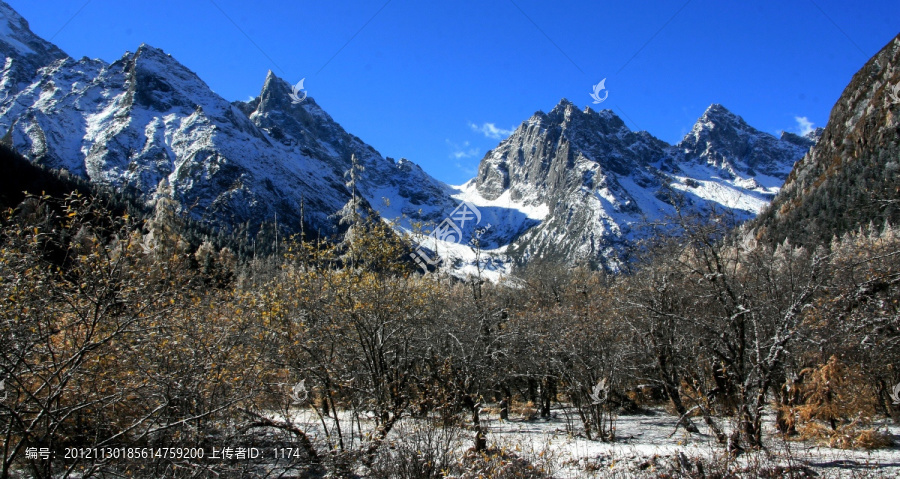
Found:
510,400 -> 539,420
797,422 -> 895,450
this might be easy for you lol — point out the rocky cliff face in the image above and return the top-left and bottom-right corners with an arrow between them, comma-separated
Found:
678,104 -> 804,180
234,72 -> 456,226
753,33 -> 900,246
465,99 -> 810,268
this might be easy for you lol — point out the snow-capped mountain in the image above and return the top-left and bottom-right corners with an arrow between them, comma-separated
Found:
0,1 -> 815,276
455,100 -> 812,270
233,72 -> 456,227
0,1 -> 452,238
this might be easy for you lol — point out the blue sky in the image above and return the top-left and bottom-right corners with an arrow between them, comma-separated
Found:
8,0 -> 898,185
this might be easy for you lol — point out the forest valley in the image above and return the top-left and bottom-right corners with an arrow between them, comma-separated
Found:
0,148 -> 898,478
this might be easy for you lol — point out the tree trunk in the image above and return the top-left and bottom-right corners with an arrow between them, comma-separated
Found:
657,354 -> 700,434
541,377 -> 554,418
472,406 -> 487,451
362,412 -> 401,468
528,379 -> 537,406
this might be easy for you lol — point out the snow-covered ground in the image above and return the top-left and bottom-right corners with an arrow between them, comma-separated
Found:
478,408 -> 900,478
269,405 -> 900,478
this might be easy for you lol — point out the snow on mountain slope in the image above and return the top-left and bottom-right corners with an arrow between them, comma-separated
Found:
2,44 -> 338,233
0,1 -> 67,89
233,71 -> 457,228
0,0 -> 451,239
404,180 -> 549,282
0,0 -> 815,276
404,98 -> 812,277
465,100 -> 812,270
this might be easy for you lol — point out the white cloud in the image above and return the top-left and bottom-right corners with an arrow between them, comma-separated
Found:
446,139 -> 480,159
469,122 -> 515,140
794,116 -> 814,136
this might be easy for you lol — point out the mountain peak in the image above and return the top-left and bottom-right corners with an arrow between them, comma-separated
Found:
118,43 -> 180,68
701,103 -> 738,121
0,0 -> 26,28
679,103 -> 807,180
779,131 -> 816,150
0,0 -> 69,80
540,98 -> 624,127
548,98 -> 577,115
259,71 -> 302,94
585,106 -> 622,122
256,70 -> 320,110
804,127 -> 824,142
691,103 -> 754,134
135,43 -> 162,54
261,69 -> 282,90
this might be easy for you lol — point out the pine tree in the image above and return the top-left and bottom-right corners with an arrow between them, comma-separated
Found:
338,153 -> 366,269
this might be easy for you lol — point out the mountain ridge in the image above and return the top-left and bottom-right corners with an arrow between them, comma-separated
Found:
0,0 -> 817,276
0,4 -> 452,240
463,97 -> 810,269
752,32 -> 900,247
